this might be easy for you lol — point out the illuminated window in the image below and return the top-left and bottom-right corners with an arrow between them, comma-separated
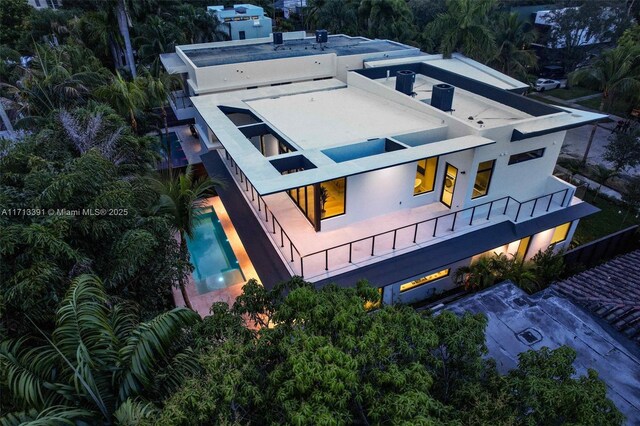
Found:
320,178 -> 346,219
414,157 -> 438,195
471,160 -> 495,199
550,222 -> 571,246
400,269 -> 450,293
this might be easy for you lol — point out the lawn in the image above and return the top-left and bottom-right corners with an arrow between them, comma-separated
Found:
550,86 -> 599,100
529,94 -> 562,105
576,96 -> 633,117
571,189 -> 640,246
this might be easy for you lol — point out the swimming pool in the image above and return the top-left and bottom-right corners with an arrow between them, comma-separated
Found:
159,132 -> 189,169
186,207 -> 245,294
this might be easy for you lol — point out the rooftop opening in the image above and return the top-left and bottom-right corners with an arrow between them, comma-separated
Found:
322,138 -> 406,163
270,154 -> 317,174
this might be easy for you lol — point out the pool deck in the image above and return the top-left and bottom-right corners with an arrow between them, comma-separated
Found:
202,150 -> 293,288
172,196 -> 261,317
168,125 -> 204,165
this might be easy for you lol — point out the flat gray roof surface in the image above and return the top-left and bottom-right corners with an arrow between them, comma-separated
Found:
442,282 -> 640,425
182,35 -> 414,67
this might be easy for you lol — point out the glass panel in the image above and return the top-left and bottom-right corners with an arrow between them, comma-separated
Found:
414,157 -> 437,195
472,160 -> 495,199
508,148 -> 545,165
321,178 -> 346,219
550,222 -> 571,245
400,269 -> 450,293
441,164 -> 457,208
306,185 -> 316,224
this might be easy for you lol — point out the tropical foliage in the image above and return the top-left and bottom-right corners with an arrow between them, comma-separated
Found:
456,248 -> 566,294
148,279 -> 623,425
0,275 -> 201,424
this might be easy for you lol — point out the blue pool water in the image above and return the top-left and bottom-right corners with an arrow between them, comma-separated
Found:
159,132 -> 189,169
186,207 -> 245,294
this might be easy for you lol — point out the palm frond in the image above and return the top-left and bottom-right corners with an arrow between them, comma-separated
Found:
116,308 -> 200,401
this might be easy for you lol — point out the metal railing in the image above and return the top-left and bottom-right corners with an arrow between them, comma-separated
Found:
169,90 -> 193,110
224,152 -> 303,268
222,151 -> 573,279
298,187 -> 572,278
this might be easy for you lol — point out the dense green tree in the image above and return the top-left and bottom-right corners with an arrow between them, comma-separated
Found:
617,24 -> 640,50
0,0 -> 31,49
0,275 -> 201,424
150,279 -> 622,425
407,0 -> 447,30
424,0 -> 496,60
543,1 -> 632,73
313,0 -> 359,35
175,4 -> 229,44
488,12 -> 538,80
604,126 -> 640,173
0,44 -> 110,129
152,166 -> 224,311
135,16 -> 185,77
0,107 -> 182,333
95,72 -> 147,132
358,0 -> 416,43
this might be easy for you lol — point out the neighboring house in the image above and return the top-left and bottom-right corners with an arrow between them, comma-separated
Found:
26,0 -> 61,9
443,282 -> 640,424
274,0 -> 307,19
207,4 -> 272,41
555,249 -> 640,345
160,33 -> 604,304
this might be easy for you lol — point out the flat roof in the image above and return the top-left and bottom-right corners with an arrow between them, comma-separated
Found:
365,53 -> 530,92
159,53 -> 188,74
181,35 -> 416,68
443,282 -> 640,424
377,73 -> 531,128
191,80 -> 494,195
246,87 -> 442,150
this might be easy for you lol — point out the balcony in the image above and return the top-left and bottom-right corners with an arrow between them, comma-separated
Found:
169,90 -> 195,120
218,150 -> 578,282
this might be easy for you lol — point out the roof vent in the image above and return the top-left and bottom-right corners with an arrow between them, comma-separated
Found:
395,70 -> 415,96
431,83 -> 454,112
235,6 -> 247,14
273,32 -> 283,46
315,29 -> 328,44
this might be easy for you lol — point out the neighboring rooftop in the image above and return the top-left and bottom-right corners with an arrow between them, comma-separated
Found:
181,35 -> 418,68
442,282 -> 640,424
554,250 -> 640,345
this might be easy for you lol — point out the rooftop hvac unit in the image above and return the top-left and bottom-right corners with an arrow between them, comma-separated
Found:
395,70 -> 415,96
315,29 -> 328,44
430,84 -> 455,111
273,32 -> 283,45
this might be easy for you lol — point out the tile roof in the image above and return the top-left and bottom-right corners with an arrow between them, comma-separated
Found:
554,250 -> 640,344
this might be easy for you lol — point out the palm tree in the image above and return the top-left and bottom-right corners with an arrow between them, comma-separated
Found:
141,72 -> 181,168
489,12 -> 538,80
153,167 -> 225,310
116,0 -> 137,78
590,165 -> 618,203
135,16 -> 184,77
315,0 -> 358,35
424,0 -> 496,60
95,72 -> 146,132
570,46 -> 640,164
175,4 -> 230,44
358,0 -> 415,42
0,274 -> 200,425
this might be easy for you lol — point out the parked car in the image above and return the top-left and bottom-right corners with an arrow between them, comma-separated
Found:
534,78 -> 563,92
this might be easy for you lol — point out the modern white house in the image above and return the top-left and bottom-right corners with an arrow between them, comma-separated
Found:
207,4 -> 273,41
161,33 -> 603,304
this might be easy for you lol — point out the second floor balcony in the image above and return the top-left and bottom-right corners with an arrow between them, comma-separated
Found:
217,149 -> 583,282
